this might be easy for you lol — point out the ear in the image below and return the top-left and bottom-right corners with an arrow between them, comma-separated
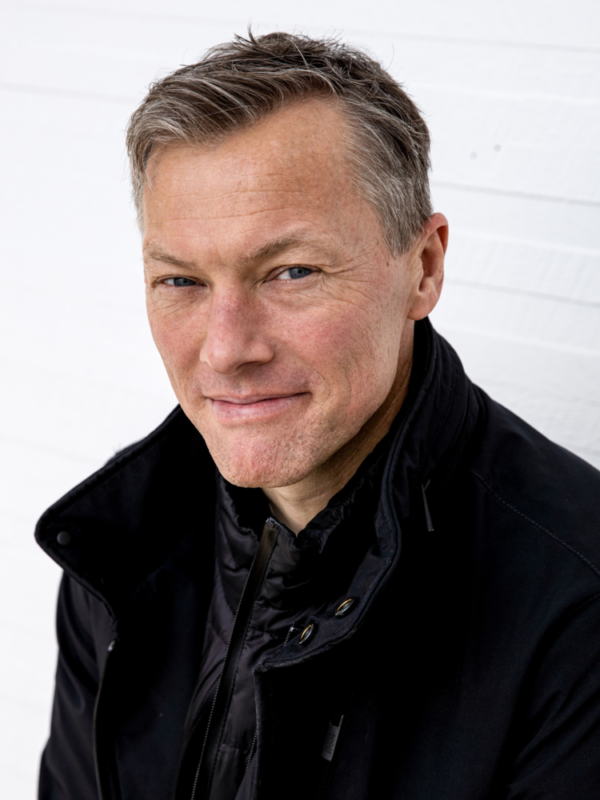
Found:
407,212 -> 448,321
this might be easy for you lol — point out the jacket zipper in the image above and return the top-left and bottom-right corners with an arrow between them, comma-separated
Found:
244,622 -> 301,773
187,519 -> 280,800
93,638 -> 117,800
170,559 -> 259,800
187,572 -> 255,800
245,731 -> 258,772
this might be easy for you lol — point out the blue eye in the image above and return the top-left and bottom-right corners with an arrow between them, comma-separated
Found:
278,267 -> 313,280
165,277 -> 196,287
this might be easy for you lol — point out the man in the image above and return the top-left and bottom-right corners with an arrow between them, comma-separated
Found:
37,32 -> 600,800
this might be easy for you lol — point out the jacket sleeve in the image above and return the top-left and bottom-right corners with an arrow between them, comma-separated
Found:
39,574 -> 106,800
506,593 -> 600,799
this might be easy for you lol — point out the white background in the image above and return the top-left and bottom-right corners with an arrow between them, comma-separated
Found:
1,1 -> 599,796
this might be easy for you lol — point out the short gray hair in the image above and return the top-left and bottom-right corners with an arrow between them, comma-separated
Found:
126,31 -> 432,253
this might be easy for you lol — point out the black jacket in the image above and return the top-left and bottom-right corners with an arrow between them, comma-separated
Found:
37,320 -> 600,799
177,430 -> 392,800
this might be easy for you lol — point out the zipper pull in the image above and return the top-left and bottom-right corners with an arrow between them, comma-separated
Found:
421,481 -> 434,532
321,714 -> 344,762
283,623 -> 303,647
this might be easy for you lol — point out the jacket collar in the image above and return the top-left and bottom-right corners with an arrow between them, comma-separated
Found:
35,319 -> 482,634
35,407 -> 213,620
265,318 -> 484,665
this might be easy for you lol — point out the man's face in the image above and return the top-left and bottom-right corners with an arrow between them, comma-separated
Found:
143,100 -> 427,488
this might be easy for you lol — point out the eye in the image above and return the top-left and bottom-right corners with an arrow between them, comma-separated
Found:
275,267 -> 313,281
163,277 -> 197,287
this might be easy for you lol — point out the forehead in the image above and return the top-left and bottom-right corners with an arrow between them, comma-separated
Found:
146,98 -> 353,192
142,100 -> 374,259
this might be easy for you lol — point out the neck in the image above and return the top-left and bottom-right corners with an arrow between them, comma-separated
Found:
263,326 -> 414,533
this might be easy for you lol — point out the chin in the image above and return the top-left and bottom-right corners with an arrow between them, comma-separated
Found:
206,432 -> 324,490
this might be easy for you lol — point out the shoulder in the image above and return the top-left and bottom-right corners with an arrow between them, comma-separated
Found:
470,390 -> 600,588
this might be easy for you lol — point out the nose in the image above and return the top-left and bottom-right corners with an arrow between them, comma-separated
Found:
200,288 -> 275,375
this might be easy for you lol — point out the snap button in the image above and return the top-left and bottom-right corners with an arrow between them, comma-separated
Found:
56,531 -> 71,546
335,597 -> 357,618
299,623 -> 315,645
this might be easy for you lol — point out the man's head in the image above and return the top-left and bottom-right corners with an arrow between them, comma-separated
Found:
127,33 -> 447,491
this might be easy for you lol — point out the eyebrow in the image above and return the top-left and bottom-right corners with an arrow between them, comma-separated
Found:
240,235 -> 310,267
143,246 -> 197,271
144,235 -> 314,271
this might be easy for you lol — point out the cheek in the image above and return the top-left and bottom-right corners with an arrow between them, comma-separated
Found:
279,300 -> 399,403
146,300 -> 205,377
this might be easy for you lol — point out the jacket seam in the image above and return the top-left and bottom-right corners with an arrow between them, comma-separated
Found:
570,590 -> 600,617
205,616 -> 231,646
472,469 -> 600,581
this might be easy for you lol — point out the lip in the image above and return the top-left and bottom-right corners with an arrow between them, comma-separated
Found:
207,393 -> 307,423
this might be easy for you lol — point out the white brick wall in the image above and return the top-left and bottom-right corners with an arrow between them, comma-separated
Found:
1,1 -> 598,795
